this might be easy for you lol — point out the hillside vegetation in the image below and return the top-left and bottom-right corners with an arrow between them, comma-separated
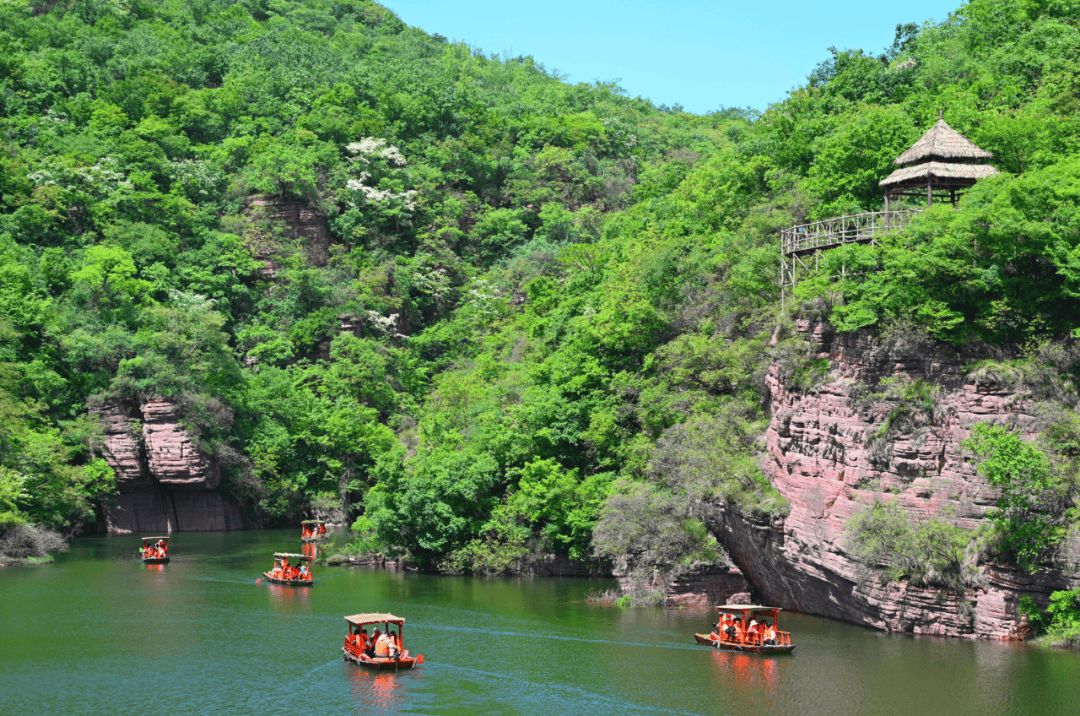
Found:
2,0 -> 1080,582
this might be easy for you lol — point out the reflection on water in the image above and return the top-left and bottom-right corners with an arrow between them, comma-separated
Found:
302,543 -> 319,560
265,582 -> 312,606
1,529 -> 1078,716
710,650 -> 781,696
348,665 -> 414,714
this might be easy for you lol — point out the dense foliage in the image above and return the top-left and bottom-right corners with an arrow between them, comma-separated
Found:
1021,589 -> 1080,647
3,0 -> 1080,576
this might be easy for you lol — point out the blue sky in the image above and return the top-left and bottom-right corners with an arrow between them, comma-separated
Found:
383,0 -> 962,113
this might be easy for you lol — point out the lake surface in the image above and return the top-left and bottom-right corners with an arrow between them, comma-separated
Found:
1,529 -> 1078,716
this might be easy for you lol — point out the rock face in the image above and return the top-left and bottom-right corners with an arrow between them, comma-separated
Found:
247,196 -> 330,267
713,320 -> 1079,639
665,567 -> 751,607
94,401 -> 241,533
141,401 -> 220,490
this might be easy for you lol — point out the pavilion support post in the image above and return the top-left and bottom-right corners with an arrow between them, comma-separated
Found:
927,179 -> 933,207
884,191 -> 890,214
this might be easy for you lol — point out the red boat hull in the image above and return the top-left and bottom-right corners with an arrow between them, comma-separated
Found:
694,633 -> 795,655
263,572 -> 314,586
342,648 -> 420,670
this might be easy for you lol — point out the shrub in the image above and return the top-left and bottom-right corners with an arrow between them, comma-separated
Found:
964,423 -> 1071,571
1019,590 -> 1080,649
845,499 -> 978,594
0,523 -> 69,563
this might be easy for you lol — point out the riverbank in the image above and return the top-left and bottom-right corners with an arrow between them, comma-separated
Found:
0,523 -> 68,567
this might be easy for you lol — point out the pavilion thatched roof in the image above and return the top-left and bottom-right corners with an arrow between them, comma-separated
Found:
880,161 -> 999,188
893,118 -> 993,166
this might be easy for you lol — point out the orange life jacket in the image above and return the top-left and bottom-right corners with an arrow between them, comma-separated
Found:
374,635 -> 390,656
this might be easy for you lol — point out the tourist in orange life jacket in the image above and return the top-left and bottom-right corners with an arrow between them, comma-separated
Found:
299,564 -> 310,580
368,629 -> 381,657
764,622 -> 778,646
387,630 -> 401,658
374,631 -> 391,657
722,614 -> 736,640
318,524 -> 326,535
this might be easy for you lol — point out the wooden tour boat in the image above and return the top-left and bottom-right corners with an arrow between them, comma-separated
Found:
140,536 -> 170,564
263,552 -> 315,585
694,604 -> 795,655
342,613 -> 424,671
300,520 -> 328,543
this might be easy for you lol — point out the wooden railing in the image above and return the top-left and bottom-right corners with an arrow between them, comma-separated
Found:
780,210 -> 922,256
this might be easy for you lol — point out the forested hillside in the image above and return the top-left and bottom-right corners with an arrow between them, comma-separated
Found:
3,0 -> 1080,584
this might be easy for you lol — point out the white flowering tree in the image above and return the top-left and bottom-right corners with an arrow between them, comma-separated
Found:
332,137 -> 418,243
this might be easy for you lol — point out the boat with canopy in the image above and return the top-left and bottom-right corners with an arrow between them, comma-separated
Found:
263,552 -> 314,585
694,604 -> 795,655
342,613 -> 424,671
300,520 -> 328,543
140,536 -> 170,564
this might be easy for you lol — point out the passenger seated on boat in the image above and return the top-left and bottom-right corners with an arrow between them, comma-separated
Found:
299,565 -> 309,580
368,629 -> 381,657
387,630 -> 401,658
764,623 -> 778,646
355,629 -> 368,651
318,524 -> 326,534
374,631 -> 391,658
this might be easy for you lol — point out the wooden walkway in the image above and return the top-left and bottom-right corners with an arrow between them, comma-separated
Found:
780,210 -> 921,304
780,210 -> 921,258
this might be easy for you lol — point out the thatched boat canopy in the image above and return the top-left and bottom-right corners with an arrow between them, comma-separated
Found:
301,520 -> 325,524
273,552 -> 310,560
880,115 -> 998,207
141,536 -> 169,542
344,613 -> 404,626
717,605 -> 782,613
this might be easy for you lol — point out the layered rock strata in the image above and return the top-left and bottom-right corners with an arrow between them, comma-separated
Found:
665,567 -> 751,607
94,401 -> 240,533
247,196 -> 330,267
714,320 -> 1079,639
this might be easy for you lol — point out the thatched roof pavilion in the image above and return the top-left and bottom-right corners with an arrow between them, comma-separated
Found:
880,114 -> 998,208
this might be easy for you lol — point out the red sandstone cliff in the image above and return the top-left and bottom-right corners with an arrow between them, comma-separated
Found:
714,320 -> 1079,639
95,401 -> 241,533
246,196 -> 330,267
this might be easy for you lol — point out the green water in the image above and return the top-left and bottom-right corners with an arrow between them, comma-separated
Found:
1,530 -> 1078,716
